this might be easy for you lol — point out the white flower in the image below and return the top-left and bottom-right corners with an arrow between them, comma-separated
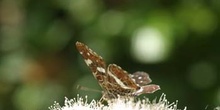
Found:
49,94 -> 186,110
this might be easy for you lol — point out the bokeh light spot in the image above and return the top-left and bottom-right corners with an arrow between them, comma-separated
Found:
68,0 -> 102,24
177,3 -> 218,35
0,53 -> 26,83
188,62 -> 217,89
98,10 -> 125,36
131,27 -> 168,63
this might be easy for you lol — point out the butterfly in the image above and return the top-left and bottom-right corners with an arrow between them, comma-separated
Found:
76,41 -> 160,101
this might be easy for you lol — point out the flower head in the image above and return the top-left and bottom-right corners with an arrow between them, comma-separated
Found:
49,94 -> 186,110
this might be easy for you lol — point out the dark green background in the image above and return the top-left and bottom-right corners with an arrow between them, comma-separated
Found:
0,0 -> 219,110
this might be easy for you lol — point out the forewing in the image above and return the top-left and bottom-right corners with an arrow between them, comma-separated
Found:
129,71 -> 152,86
76,42 -> 107,85
107,64 -> 139,90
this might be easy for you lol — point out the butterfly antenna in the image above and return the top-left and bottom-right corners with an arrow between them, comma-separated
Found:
76,85 -> 102,93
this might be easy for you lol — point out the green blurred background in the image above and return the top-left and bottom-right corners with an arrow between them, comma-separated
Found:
0,0 -> 219,110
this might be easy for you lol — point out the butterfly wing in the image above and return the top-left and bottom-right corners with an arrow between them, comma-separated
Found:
107,64 -> 139,90
130,72 -> 160,96
134,84 -> 160,96
76,42 -> 107,88
100,64 -> 140,99
129,71 -> 152,86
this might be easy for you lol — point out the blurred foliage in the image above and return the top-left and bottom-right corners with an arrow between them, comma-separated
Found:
0,0 -> 220,110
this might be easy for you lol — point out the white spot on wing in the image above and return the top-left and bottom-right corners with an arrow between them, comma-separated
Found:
97,67 -> 105,73
138,77 -> 142,79
132,78 -> 136,82
85,59 -> 92,65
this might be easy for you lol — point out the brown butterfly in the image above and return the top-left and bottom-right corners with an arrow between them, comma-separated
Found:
76,41 -> 160,101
